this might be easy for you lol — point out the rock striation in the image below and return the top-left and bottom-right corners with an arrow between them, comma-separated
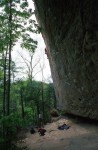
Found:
34,0 -> 98,119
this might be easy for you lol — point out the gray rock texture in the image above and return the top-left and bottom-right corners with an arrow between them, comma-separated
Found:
34,0 -> 98,119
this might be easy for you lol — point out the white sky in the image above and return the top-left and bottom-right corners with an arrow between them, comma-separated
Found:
12,0 -> 52,83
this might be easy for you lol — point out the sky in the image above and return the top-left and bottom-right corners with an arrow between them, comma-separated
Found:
11,0 -> 52,83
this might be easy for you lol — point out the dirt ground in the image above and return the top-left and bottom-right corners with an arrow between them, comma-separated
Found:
17,116 -> 98,150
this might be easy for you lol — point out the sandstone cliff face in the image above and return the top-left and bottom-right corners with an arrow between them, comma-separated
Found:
34,0 -> 98,119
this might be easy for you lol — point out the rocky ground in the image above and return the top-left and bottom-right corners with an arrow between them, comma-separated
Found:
17,115 -> 98,150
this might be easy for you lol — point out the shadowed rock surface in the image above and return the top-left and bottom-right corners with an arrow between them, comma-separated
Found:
33,0 -> 98,119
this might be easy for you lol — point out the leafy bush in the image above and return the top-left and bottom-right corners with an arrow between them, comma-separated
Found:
0,112 -> 26,134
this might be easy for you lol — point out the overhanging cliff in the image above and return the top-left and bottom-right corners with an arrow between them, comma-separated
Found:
33,0 -> 98,119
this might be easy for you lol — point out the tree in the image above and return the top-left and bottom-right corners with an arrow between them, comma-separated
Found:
0,0 -> 38,114
0,0 -> 39,139
17,50 -> 40,81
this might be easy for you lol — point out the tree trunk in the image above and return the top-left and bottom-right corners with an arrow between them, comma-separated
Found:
2,50 -> 7,138
42,82 -> 45,123
7,0 -> 12,116
3,50 -> 7,117
20,88 -> 25,119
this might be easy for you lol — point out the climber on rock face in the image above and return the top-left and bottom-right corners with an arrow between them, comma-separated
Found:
45,48 -> 47,54
45,48 -> 48,59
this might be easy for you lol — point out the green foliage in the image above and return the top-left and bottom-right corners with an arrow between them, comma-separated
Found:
21,34 -> 37,52
20,1 -> 29,9
0,70 -> 3,81
24,107 -> 34,125
0,113 -> 24,132
0,0 -> 38,53
23,80 -> 41,104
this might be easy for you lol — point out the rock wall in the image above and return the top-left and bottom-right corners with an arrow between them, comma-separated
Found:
34,0 -> 98,119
